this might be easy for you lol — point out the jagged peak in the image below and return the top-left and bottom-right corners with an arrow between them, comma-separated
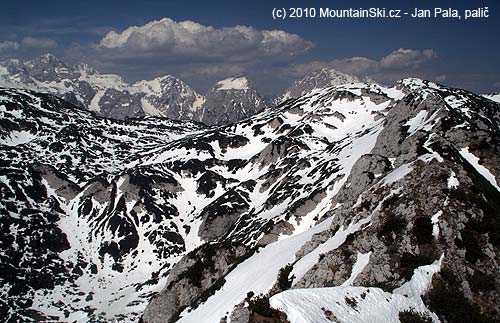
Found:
133,74 -> 198,96
76,63 -> 98,75
29,53 -> 66,66
308,67 -> 360,82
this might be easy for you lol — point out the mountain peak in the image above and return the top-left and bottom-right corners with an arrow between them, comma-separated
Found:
316,67 -> 359,80
397,78 -> 442,92
274,68 -> 360,104
202,75 -> 267,125
215,76 -> 251,91
29,53 -> 66,67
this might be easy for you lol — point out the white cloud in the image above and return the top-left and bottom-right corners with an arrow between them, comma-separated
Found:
22,36 -> 58,49
98,18 -> 312,60
331,57 -> 380,75
285,48 -> 437,81
0,41 -> 20,52
493,81 -> 500,88
380,48 -> 436,69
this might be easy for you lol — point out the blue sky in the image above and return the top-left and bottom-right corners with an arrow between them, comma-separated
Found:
0,0 -> 499,96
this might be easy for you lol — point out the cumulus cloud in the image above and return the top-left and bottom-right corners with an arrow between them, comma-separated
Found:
493,81 -> 500,88
0,40 -> 20,52
98,18 -> 312,60
22,36 -> 58,49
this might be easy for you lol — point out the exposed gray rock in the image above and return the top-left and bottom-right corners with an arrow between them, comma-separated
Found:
98,88 -> 145,119
291,83 -> 500,321
274,68 -> 360,105
142,242 -> 249,323
201,76 -> 269,126
229,303 -> 251,323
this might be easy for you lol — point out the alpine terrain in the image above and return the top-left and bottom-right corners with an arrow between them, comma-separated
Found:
1,76 -> 500,323
0,54 -> 270,125
483,92 -> 500,104
273,68 -> 361,105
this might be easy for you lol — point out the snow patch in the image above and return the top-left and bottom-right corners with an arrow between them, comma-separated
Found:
382,163 -> 413,186
216,76 -> 249,91
431,211 -> 443,238
459,147 -> 500,191
270,286 -> 438,323
341,251 -> 372,286
0,130 -> 36,146
447,171 -> 459,189
394,254 -> 444,297
291,216 -> 372,285
177,217 -> 334,323
271,255 -> 443,323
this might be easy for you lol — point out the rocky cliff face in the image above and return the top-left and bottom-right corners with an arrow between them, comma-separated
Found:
201,76 -> 269,126
1,78 -> 500,323
134,76 -> 205,121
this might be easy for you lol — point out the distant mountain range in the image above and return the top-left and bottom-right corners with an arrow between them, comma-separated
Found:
0,54 -> 269,125
0,54 -> 373,125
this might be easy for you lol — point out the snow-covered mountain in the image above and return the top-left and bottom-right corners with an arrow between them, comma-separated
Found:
1,77 -> 500,323
483,92 -> 500,103
0,54 -> 205,121
133,75 -> 205,120
0,55 -> 274,126
274,68 -> 361,105
201,76 -> 269,125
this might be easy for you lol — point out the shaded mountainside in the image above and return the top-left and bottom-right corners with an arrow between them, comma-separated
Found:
1,78 -> 500,323
201,76 -> 269,126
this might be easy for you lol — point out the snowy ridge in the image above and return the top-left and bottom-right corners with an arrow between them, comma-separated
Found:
483,92 -> 500,103
145,77 -> 500,323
